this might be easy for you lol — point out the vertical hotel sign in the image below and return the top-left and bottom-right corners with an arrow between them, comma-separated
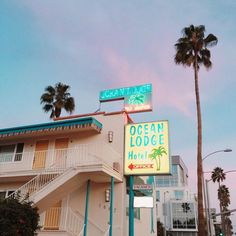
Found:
99,84 -> 152,113
125,121 -> 170,175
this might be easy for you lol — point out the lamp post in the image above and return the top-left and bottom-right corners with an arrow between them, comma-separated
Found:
163,191 -> 169,236
202,148 -> 232,236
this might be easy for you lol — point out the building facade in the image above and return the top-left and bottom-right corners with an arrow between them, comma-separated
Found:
155,155 -> 198,236
0,112 -> 156,236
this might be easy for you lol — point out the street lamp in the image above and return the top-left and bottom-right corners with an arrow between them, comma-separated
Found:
202,149 -> 232,161
202,148 -> 232,236
163,191 -> 169,236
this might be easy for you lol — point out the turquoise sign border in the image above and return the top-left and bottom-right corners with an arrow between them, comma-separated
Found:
99,84 -> 152,113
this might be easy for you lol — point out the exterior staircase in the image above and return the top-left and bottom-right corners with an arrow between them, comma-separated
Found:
6,143 -> 122,235
8,166 -> 87,213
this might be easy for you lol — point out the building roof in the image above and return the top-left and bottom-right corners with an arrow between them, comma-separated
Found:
0,117 -> 102,139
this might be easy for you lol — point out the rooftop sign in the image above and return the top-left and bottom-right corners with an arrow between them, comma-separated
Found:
124,121 -> 170,175
99,84 -> 152,113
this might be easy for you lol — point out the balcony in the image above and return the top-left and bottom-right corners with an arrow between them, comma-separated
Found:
0,142 -> 122,180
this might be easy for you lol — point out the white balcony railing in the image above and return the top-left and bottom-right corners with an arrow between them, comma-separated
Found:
7,142 -> 121,200
0,142 -> 121,174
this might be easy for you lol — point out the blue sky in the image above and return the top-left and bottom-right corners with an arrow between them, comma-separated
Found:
0,0 -> 236,229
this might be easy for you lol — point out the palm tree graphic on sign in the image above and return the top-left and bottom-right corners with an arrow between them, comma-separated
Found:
128,93 -> 145,105
148,146 -> 167,171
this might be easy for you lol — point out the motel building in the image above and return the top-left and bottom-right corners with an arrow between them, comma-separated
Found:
0,84 -> 166,236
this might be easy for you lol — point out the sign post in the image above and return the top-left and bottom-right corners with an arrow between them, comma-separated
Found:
129,176 -> 134,236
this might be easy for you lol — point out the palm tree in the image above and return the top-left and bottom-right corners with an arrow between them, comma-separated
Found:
40,82 -> 75,119
148,146 -> 167,170
211,167 -> 227,235
218,185 -> 230,209
211,167 -> 226,184
174,25 -> 218,235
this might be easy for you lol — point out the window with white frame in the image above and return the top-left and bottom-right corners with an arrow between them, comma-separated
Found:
172,202 -> 197,229
0,143 -> 24,163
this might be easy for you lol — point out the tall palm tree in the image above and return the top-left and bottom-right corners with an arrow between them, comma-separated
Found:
40,82 -> 75,119
211,167 -> 227,234
174,25 -> 218,235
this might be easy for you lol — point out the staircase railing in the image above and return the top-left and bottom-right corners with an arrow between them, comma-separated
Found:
75,209 -> 106,235
63,207 -> 84,236
104,226 -> 110,236
7,167 -> 66,200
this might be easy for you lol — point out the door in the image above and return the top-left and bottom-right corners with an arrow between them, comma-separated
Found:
44,201 -> 62,230
54,138 -> 69,168
33,140 -> 49,169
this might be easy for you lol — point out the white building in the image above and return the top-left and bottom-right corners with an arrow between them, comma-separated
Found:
0,111 -> 156,236
155,155 -> 198,236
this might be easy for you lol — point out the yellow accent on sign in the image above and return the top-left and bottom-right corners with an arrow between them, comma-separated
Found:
124,121 -> 170,175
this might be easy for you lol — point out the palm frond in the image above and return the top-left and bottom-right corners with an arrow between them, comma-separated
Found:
42,104 -> 53,113
183,25 -> 195,38
40,93 -> 54,104
64,97 -> 75,113
195,25 -> 205,39
204,34 -> 218,47
45,86 -> 55,95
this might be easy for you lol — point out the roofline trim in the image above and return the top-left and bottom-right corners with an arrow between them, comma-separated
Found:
0,117 -> 102,135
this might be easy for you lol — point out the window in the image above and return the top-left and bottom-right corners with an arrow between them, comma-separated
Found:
174,190 -> 184,200
0,143 -> 24,163
172,202 -> 197,230
172,165 -> 178,174
156,190 -> 160,202
14,143 -> 24,161
179,166 -> 185,185
156,165 -> 180,187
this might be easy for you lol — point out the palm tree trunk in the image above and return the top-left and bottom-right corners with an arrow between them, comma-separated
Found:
194,57 -> 207,235
218,182 -> 225,235
55,107 -> 61,118
155,157 -> 160,170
